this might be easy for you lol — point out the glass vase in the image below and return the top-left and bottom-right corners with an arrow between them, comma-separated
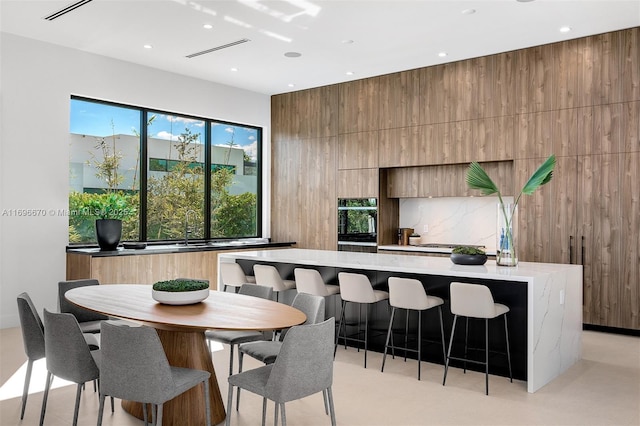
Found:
496,202 -> 518,266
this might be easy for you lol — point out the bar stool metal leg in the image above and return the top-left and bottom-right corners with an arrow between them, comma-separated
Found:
505,315 -> 513,382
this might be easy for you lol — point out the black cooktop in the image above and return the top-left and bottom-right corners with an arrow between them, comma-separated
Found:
417,243 -> 485,249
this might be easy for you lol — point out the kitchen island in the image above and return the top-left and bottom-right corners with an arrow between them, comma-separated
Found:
219,248 -> 583,393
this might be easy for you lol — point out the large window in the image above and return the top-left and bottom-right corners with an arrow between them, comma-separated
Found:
69,97 -> 261,244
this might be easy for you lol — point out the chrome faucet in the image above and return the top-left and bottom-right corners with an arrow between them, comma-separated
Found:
184,209 -> 197,246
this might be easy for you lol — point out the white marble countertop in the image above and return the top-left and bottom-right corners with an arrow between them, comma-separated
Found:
219,248 -> 579,283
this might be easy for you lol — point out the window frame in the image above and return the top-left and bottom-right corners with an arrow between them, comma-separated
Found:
70,95 -> 262,244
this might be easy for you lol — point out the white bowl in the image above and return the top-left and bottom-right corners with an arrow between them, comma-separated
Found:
152,288 -> 210,305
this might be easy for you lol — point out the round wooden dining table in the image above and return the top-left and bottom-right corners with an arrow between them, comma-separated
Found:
65,284 -> 306,425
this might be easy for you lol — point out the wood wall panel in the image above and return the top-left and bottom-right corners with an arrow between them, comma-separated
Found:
492,52 -> 516,117
339,78 -> 380,133
621,152 -> 640,329
338,131 -> 379,169
271,136 -> 337,250
515,44 -> 554,114
271,86 -> 338,140
621,27 -> 640,102
378,126 -> 425,167
378,70 -> 420,128
419,64 -> 446,124
622,101 -> 640,153
578,154 -> 624,327
552,39 -> 579,110
386,161 -> 513,199
337,169 -> 378,198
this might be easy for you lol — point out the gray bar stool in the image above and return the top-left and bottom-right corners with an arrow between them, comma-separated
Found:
443,282 -> 513,395
220,262 -> 256,293
381,277 -> 446,380
335,272 -> 389,368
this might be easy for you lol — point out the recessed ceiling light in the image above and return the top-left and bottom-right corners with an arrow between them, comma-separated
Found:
288,83 -> 295,87
342,39 -> 354,44
143,44 -> 152,49
284,52 -> 302,58
438,52 -> 447,57
516,0 -> 535,2
230,67 -> 238,72
462,9 -> 476,15
346,71 -> 354,76
203,24 -> 213,29
560,26 -> 572,33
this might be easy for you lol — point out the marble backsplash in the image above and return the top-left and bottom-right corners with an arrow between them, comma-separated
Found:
399,196 -> 514,250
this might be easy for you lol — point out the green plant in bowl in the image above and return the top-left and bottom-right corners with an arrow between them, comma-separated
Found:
451,246 -> 486,256
152,279 -> 209,292
450,246 -> 488,265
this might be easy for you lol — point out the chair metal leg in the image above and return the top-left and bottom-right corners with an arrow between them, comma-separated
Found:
39,372 -> 55,426
97,393 -> 105,426
229,344 -> 235,376
504,314 -> 513,382
261,398 -> 267,426
223,284 -> 228,293
404,309 -> 410,362
280,403 -> 287,426
463,316 -> 469,373
334,300 -> 347,355
156,403 -> 163,426
225,380 -> 233,426
143,402 -> 148,426
72,383 -> 82,426
274,401 -> 278,426
322,389 -> 329,415
485,318 -> 489,395
381,306 -> 396,373
364,306 -> 369,368
443,315 -> 458,386
236,352 -> 244,410
357,304 -> 362,353
438,306 -> 446,363
417,310 -> 422,380
203,380 -> 212,426
327,387 -> 337,426
20,359 -> 33,419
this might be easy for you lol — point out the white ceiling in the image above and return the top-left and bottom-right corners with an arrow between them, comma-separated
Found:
1,0 -> 639,95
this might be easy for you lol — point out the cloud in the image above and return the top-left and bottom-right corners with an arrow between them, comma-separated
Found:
243,141 -> 258,160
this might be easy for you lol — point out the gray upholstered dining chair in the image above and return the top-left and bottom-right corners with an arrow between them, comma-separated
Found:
58,279 -> 109,333
97,321 -> 212,426
205,284 -> 274,376
226,318 -> 336,426
40,309 -> 108,426
16,293 -> 100,421
235,293 -> 325,411
16,293 -> 46,420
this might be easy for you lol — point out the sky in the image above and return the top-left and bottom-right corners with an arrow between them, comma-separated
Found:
69,99 -> 259,160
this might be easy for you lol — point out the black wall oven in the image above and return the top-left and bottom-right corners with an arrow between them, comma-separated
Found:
338,198 -> 377,253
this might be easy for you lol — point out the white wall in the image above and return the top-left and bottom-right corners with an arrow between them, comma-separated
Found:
0,33 -> 271,328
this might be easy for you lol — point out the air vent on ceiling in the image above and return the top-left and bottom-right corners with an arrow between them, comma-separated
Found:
185,38 -> 251,59
43,0 -> 93,21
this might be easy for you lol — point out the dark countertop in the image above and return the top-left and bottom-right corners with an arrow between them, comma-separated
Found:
66,240 -> 296,257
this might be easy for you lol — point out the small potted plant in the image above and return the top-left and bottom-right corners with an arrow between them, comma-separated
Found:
86,192 -> 135,251
152,279 -> 210,305
450,246 -> 488,265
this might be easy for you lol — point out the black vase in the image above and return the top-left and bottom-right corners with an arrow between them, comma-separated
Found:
95,219 -> 122,251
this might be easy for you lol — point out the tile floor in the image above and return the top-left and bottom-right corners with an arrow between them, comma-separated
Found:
0,326 -> 638,426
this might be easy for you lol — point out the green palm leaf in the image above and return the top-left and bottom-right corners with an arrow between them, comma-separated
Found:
466,162 -> 499,196
521,154 -> 556,195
